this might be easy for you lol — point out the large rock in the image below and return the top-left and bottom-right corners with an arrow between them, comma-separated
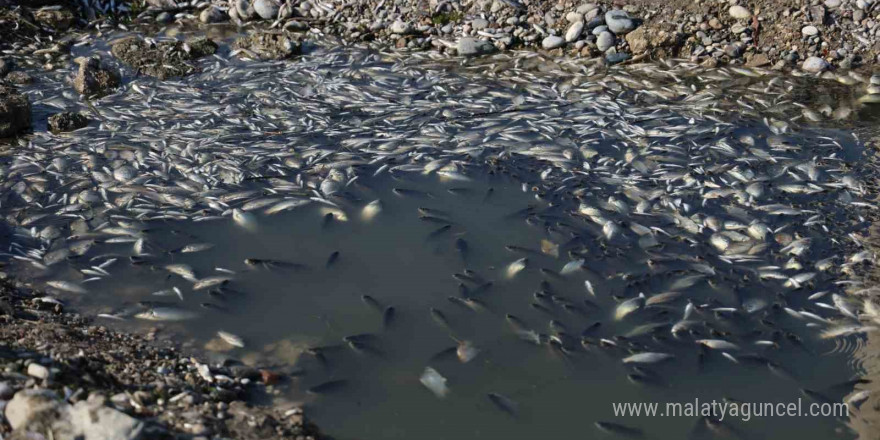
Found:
33,7 -> 75,31
6,391 -> 146,440
111,37 -> 217,80
604,10 -> 635,35
72,56 -> 120,97
233,31 -> 302,59
48,112 -> 89,132
457,38 -> 496,56
624,25 -> 682,58
0,85 -> 31,137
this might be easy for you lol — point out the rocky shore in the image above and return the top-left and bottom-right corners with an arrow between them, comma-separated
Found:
0,276 -> 323,439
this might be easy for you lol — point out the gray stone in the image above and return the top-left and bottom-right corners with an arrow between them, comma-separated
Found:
391,20 -> 413,34
586,15 -> 605,30
565,20 -> 584,42
27,363 -> 51,380
200,6 -> 226,23
724,43 -> 743,58
0,85 -> 31,138
592,25 -> 608,36
471,18 -> 489,30
802,25 -> 819,36
870,74 -> 880,85
542,35 -> 565,50
728,5 -> 751,20
824,0 -> 841,8
802,56 -> 830,72
604,10 -> 635,35
457,38 -> 496,56
596,31 -> 615,51
252,0 -> 279,20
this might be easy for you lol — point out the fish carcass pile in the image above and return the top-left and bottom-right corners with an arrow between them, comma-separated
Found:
3,36 -> 880,435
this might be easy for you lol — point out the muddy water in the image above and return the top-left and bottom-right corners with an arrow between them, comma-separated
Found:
4,27 -> 880,440
9,169 -> 861,440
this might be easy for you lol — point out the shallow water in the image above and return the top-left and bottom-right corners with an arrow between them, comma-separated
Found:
3,27 -> 880,439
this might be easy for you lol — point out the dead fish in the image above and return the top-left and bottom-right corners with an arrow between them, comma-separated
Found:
420,367 -> 449,398
362,199 -> 383,221
135,307 -> 198,322
622,352 -> 674,364
46,280 -> 87,294
307,379 -> 349,394
178,243 -> 215,254
487,392 -> 517,416
560,258 -> 585,275
506,258 -> 528,279
361,294 -> 381,310
193,276 -> 232,291
232,208 -> 258,232
595,421 -> 643,437
217,330 -> 245,348
614,293 -> 645,321
326,251 -> 340,267
383,306 -> 395,328
697,339 -> 741,351
165,264 -> 198,282
456,340 -> 480,363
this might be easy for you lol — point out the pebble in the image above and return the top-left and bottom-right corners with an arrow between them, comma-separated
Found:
802,25 -> 819,36
729,5 -> 752,20
565,21 -> 584,42
542,35 -> 565,50
592,25 -> 608,36
604,10 -> 635,35
871,74 -> 880,85
252,0 -> 279,20
566,12 -> 584,23
27,363 -> 51,380
596,31 -> 615,51
824,0 -> 841,8
802,56 -> 831,72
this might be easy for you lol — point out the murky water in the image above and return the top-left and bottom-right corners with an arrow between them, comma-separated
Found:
3,27 -> 880,439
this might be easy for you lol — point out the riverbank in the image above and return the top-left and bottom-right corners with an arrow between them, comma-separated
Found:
0,274 -> 324,439
5,0 -> 880,72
